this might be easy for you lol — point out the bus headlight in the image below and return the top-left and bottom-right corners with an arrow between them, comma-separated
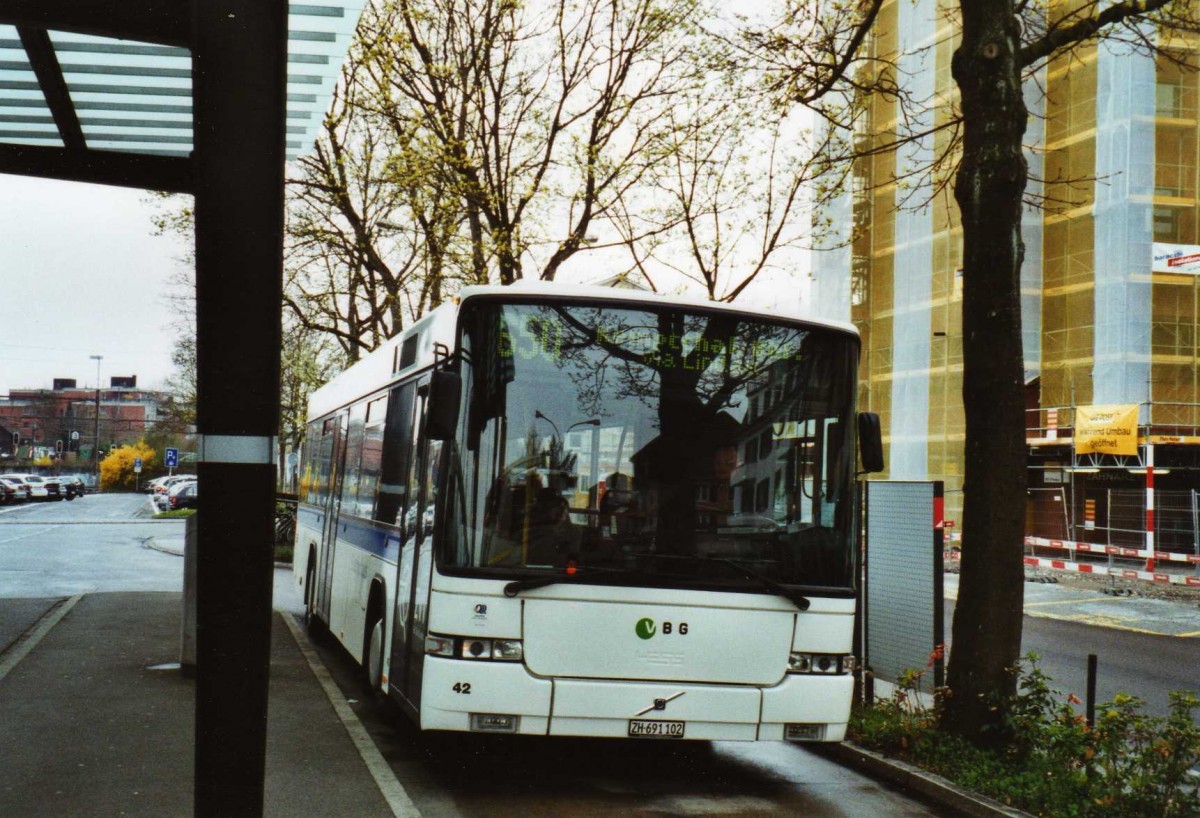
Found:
426,634 -> 524,662
788,652 -> 854,675
787,652 -> 813,673
461,638 -> 492,659
492,640 -> 524,661
426,635 -> 456,657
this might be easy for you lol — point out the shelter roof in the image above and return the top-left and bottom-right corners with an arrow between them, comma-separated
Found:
0,1 -> 364,192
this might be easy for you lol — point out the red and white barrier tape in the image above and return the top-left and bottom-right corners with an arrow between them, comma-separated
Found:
1023,556 -> 1200,586
1024,535 -> 1200,566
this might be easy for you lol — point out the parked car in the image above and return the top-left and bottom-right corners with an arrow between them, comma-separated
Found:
50,475 -> 84,500
144,476 -> 170,494
167,481 -> 198,511
38,476 -> 62,501
0,473 -> 53,501
0,477 -> 28,504
154,475 -> 197,509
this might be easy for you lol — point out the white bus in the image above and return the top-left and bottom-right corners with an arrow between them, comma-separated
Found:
294,281 -> 882,742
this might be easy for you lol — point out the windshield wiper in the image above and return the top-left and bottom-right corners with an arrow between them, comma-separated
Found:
708,557 -> 811,611
642,554 -> 810,611
503,565 -> 639,597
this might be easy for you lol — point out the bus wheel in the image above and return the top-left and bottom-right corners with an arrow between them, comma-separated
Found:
365,616 -> 385,694
303,562 -> 323,636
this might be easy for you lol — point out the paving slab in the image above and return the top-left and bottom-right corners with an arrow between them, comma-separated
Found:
0,592 -> 400,817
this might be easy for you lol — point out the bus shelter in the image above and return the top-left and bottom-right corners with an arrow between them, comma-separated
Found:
0,2 -> 363,814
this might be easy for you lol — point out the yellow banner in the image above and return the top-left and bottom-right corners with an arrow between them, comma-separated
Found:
1074,404 -> 1139,455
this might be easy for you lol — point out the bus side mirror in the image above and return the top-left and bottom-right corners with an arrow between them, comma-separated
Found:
858,412 -> 884,474
426,371 -> 462,441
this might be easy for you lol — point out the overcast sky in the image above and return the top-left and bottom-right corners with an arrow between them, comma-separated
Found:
0,168 -> 806,402
0,174 -> 190,397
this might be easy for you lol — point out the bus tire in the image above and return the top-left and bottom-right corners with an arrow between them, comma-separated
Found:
303,559 -> 325,637
365,615 -> 385,695
363,581 -> 386,694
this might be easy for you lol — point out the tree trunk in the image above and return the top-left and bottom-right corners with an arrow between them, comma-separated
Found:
944,0 -> 1029,741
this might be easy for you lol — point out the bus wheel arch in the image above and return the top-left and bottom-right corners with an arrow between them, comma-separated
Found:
363,578 -> 387,694
303,548 -> 324,636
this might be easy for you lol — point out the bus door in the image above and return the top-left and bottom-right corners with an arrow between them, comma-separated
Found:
316,411 -> 349,621
403,388 -> 443,708
381,382 -> 418,705
387,379 -> 443,706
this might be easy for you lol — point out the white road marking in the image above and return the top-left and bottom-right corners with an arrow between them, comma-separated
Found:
0,595 -> 81,683
0,526 -> 58,544
282,613 -> 422,818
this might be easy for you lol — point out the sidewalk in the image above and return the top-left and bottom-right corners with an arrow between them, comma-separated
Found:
0,591 -> 414,817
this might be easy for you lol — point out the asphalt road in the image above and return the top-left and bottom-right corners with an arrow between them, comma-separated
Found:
0,494 -> 955,817
0,492 -> 182,597
944,575 -> 1200,718
310,627 -> 953,818
6,494 -> 1196,814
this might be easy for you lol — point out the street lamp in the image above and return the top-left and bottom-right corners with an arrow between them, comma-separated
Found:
536,412 -> 602,505
90,354 -> 103,484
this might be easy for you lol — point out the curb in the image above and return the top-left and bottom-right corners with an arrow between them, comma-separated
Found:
815,742 -> 1034,818
142,536 -> 292,570
143,537 -> 183,557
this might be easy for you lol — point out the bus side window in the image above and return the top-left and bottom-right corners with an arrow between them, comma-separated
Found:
315,417 -> 337,508
358,396 -> 387,519
300,420 -> 321,504
376,383 -> 416,527
340,402 -> 367,516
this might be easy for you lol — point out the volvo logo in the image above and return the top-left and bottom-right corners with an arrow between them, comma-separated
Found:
635,691 -> 685,717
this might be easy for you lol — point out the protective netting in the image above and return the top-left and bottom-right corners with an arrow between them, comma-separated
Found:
1092,39 -> 1156,415
1022,65 -> 1045,381
887,0 -> 936,480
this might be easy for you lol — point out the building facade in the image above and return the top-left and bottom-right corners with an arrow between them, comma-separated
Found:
813,1 -> 1200,550
0,376 -> 175,462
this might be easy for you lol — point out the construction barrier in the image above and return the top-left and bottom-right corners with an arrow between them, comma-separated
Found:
1023,555 -> 1200,587
1024,535 -> 1200,567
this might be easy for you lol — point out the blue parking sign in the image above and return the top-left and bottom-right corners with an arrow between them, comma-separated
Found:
134,457 -> 143,473
165,448 -> 179,468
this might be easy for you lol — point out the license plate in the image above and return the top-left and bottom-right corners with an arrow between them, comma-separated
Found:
628,719 -> 685,738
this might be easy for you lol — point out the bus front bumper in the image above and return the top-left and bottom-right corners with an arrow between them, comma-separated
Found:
418,657 -> 851,741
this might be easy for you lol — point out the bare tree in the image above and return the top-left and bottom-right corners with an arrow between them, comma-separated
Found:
361,0 -> 708,284
750,0 -> 1200,742
287,62 -> 426,361
946,0 -> 1200,741
628,73 -> 850,301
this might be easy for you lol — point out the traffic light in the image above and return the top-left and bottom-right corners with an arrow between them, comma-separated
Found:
55,440 -> 64,454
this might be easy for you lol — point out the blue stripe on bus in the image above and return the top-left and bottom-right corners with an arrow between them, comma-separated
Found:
337,515 -> 402,562
297,504 -> 403,562
297,505 -> 323,528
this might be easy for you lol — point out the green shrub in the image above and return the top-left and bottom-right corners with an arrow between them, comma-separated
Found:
153,508 -> 196,519
850,653 -> 1200,817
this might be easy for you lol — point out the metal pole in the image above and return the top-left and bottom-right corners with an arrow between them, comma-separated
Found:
1107,489 -> 1114,581
193,2 -> 286,814
90,354 -> 102,486
589,424 -> 600,510
1145,442 -> 1156,572
1192,489 -> 1199,577
1085,654 -> 1098,728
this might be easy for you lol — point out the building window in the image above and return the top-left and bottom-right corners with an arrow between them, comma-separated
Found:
1157,82 -> 1183,118
1154,206 -> 1181,242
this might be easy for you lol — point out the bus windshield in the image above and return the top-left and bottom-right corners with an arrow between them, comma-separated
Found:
441,299 -> 859,593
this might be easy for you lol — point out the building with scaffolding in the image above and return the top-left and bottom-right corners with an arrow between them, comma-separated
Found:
812,1 -> 1200,566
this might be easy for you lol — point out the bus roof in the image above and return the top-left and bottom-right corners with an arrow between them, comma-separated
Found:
307,280 -> 858,420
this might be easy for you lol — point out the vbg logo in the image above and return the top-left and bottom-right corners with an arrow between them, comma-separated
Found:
635,617 -> 689,639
